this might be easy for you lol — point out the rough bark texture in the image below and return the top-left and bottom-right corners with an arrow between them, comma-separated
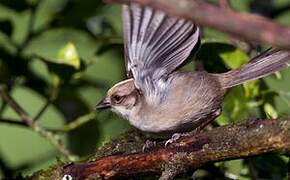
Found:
30,119 -> 290,179
106,0 -> 290,50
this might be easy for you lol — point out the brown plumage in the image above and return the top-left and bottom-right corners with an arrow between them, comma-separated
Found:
96,3 -> 290,136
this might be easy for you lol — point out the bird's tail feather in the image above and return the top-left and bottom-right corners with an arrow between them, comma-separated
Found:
218,49 -> 290,88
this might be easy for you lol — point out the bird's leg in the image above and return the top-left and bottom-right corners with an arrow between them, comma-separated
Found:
142,139 -> 157,152
165,132 -> 192,147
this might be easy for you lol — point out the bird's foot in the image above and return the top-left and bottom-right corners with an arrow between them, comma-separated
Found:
165,132 -> 192,147
142,139 -> 156,152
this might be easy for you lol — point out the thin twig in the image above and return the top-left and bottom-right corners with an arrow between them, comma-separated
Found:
0,118 -> 27,127
33,99 -> 51,121
0,86 -> 33,126
0,85 -> 77,161
33,86 -> 59,122
58,112 -> 97,133
46,113 -> 97,135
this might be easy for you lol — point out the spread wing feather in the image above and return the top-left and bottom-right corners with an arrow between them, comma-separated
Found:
122,3 -> 200,97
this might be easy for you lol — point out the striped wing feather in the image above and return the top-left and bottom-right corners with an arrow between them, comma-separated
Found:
122,3 -> 200,96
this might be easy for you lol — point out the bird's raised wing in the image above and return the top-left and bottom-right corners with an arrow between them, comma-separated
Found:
122,3 -> 200,98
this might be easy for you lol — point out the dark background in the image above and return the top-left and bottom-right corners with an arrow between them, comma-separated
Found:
0,0 -> 290,179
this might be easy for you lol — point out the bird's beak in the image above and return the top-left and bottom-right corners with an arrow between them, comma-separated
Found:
95,98 -> 111,110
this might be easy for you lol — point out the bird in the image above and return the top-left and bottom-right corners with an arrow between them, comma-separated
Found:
96,2 -> 290,139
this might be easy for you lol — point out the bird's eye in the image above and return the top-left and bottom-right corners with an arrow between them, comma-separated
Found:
112,95 -> 123,104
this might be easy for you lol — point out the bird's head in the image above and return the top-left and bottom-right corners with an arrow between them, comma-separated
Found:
96,79 -> 140,119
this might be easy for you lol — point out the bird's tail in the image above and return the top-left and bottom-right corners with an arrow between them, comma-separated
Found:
218,49 -> 290,89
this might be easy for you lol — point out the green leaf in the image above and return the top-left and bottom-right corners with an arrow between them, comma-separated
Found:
216,160 -> 249,180
216,113 -> 228,126
57,42 -> 81,69
35,55 -> 85,87
274,71 -> 282,79
196,42 -> 248,73
243,80 -> 260,99
33,42 -> 85,86
0,87 -> 64,174
221,86 -> 252,123
220,48 -> 248,69
264,103 -> 278,119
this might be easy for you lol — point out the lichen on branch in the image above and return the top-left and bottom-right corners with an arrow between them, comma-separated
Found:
30,119 -> 290,179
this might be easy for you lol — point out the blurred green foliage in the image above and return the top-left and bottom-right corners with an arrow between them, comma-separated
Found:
0,0 -> 289,179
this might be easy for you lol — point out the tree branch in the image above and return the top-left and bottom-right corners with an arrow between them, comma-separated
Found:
106,0 -> 290,50
31,119 -> 290,179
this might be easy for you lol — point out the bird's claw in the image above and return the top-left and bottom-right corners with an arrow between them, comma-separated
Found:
165,133 -> 182,147
142,140 -> 156,152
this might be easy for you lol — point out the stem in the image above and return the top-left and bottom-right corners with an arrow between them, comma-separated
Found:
49,112 -> 97,134
0,118 -> 27,127
63,112 -> 97,132
0,85 -> 77,161
0,85 -> 33,126
33,86 -> 59,122
33,99 -> 51,121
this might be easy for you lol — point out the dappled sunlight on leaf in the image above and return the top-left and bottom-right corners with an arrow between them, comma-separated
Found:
57,42 -> 80,70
